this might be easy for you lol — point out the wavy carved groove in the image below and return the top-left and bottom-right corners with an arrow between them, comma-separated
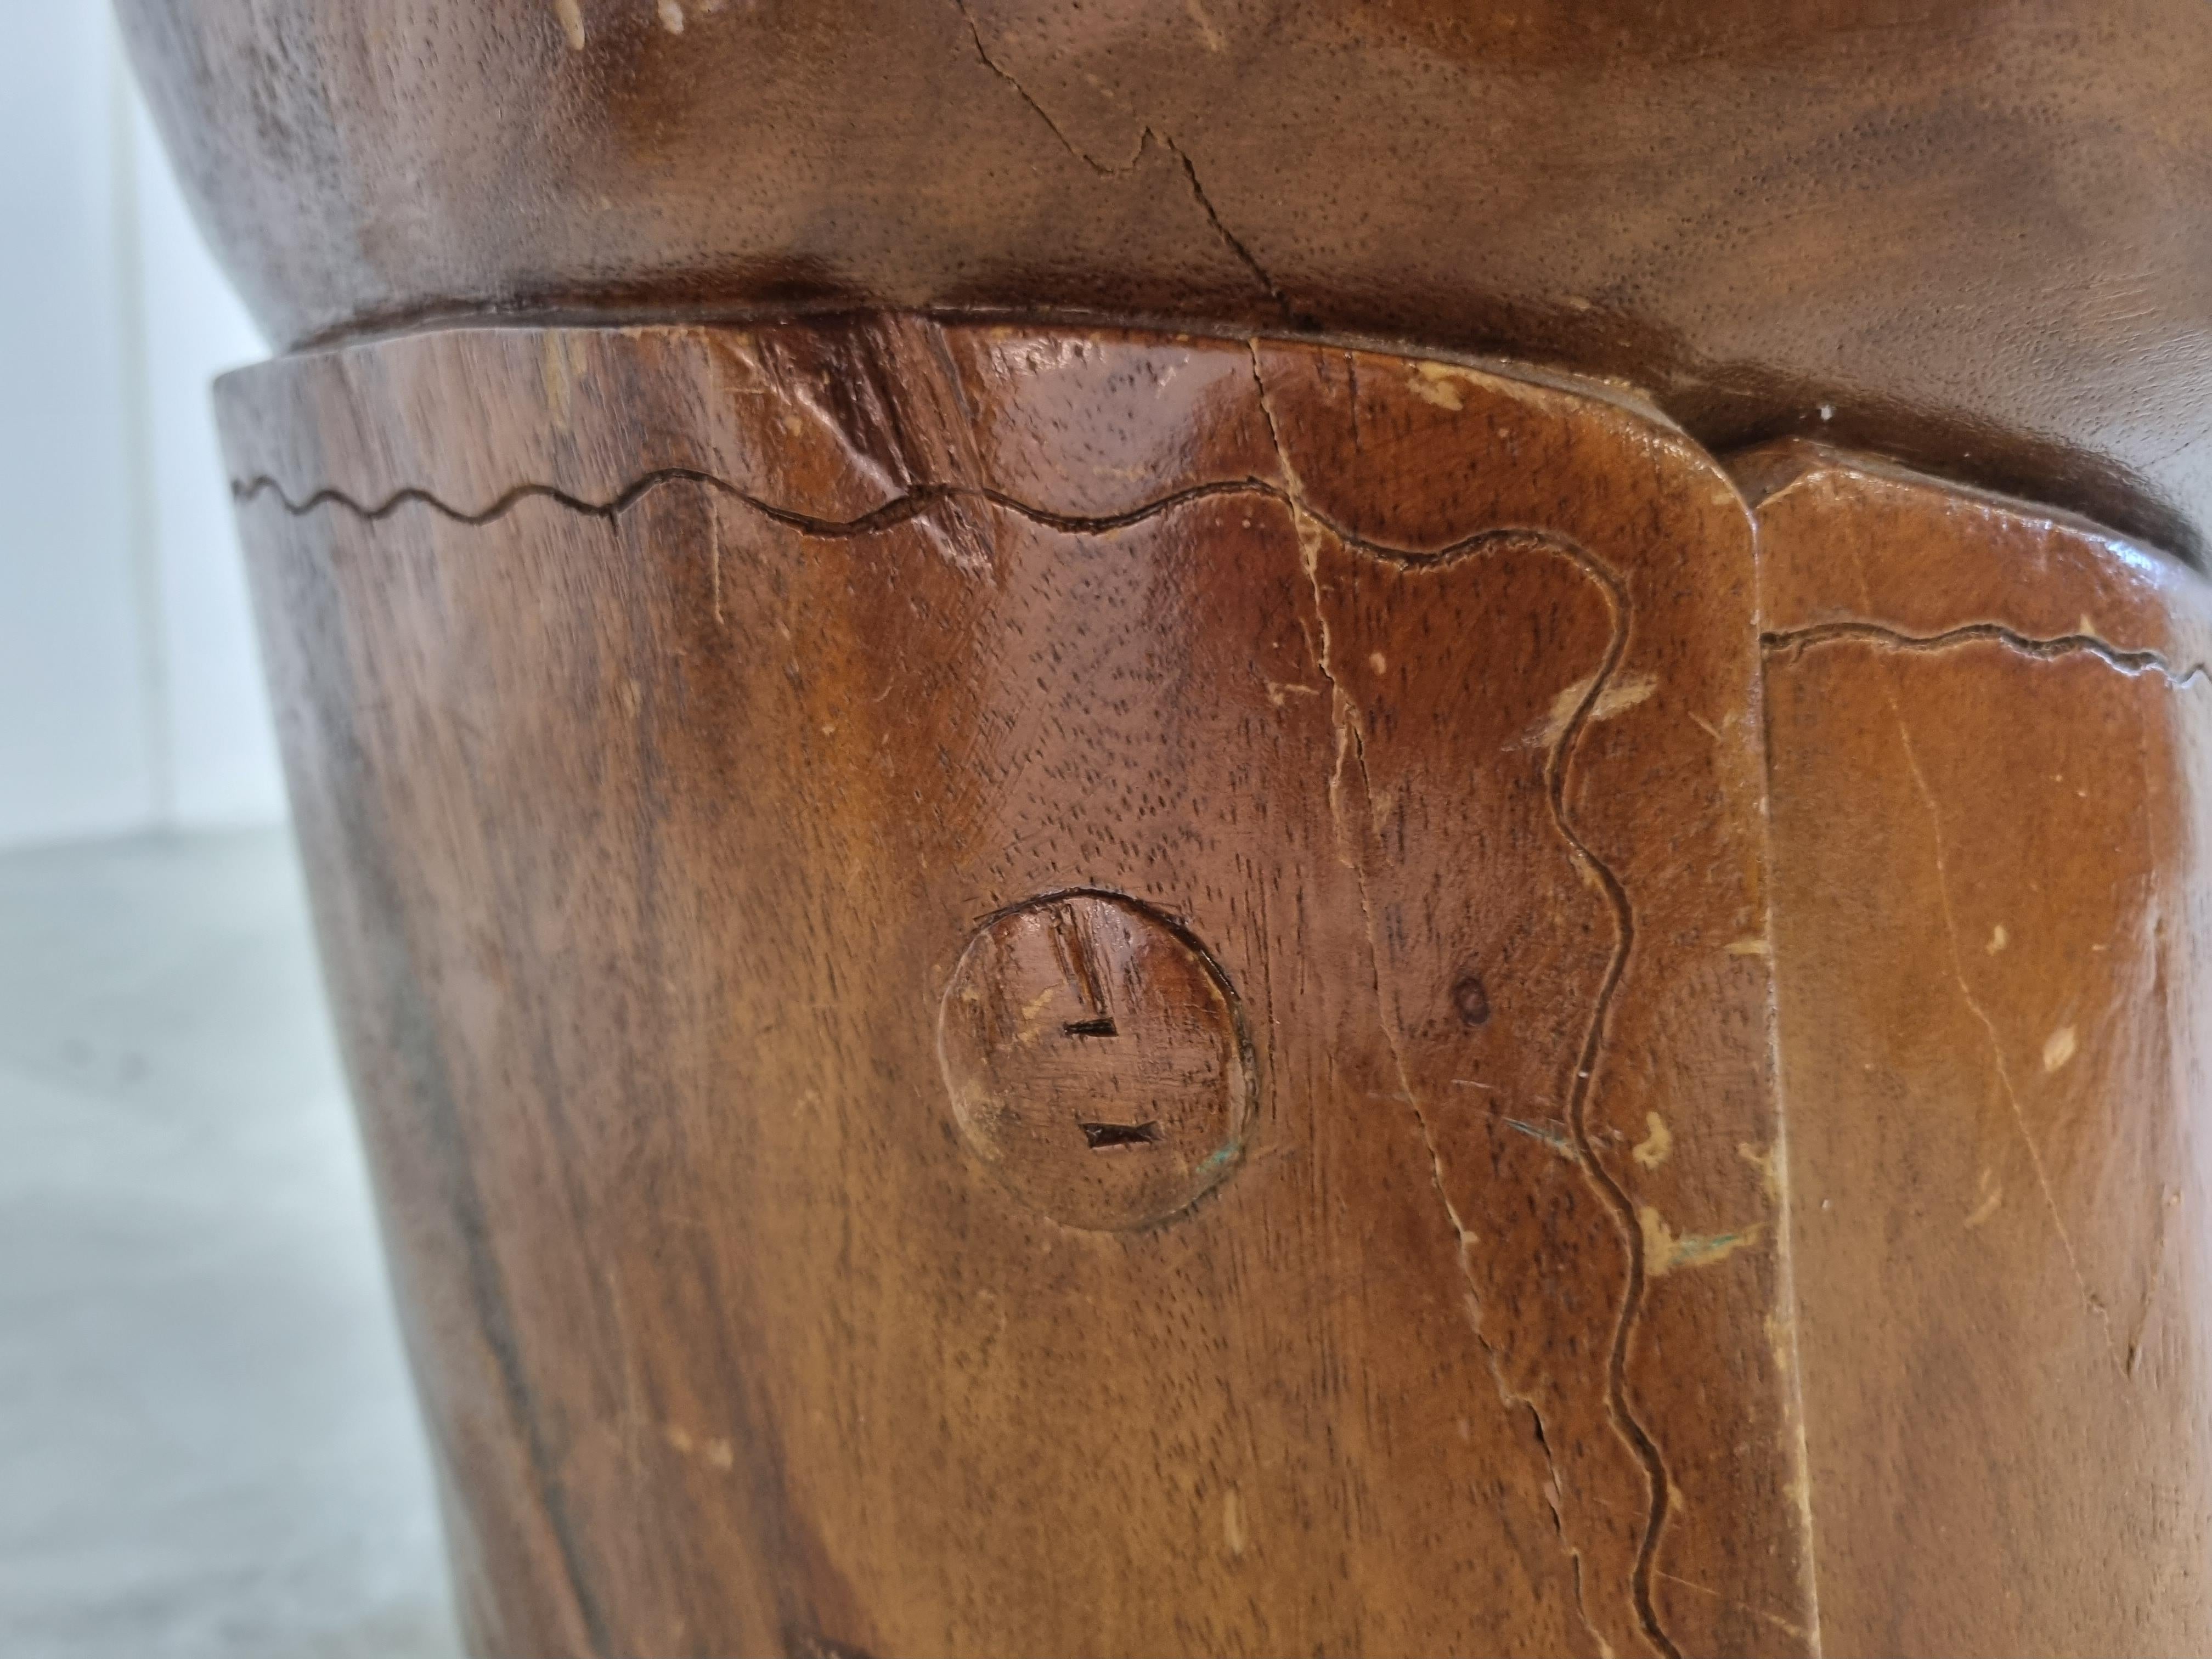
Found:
1283,509 -> 1672,1656
1763,619 -> 2209,691
946,0 -> 1300,322
1752,459 -> 2212,1655
1536,552 -> 1679,1659
232,470 -> 1261,539
241,455 -> 1683,1656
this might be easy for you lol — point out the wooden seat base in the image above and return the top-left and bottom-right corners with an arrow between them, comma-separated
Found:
217,317 -> 2212,1657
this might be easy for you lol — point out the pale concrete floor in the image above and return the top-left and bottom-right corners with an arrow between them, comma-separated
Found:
0,828 -> 463,1658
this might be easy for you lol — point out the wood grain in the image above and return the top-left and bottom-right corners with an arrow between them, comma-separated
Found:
1746,441 -> 2212,1657
215,323 -> 2212,1656
221,320 -> 1798,1656
122,0 -> 2212,560
937,888 -> 1255,1232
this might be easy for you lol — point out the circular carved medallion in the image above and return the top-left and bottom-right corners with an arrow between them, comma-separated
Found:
937,891 -> 1252,1231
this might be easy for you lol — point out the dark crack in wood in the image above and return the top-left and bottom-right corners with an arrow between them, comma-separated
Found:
242,438 -> 1700,1657
1762,619 -> 2208,691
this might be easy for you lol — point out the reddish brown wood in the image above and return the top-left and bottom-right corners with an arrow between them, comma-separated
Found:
122,0 -> 2212,558
1745,442 -> 2212,1656
220,321 -> 1802,1657
938,889 -> 1255,1232
112,2 -> 2212,1650
208,316 -> 2212,1656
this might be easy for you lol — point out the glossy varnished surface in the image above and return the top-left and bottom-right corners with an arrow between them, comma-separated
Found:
221,321 -> 1797,1656
1747,443 -> 2212,1656
129,0 -> 2212,560
936,890 -> 1255,1233
217,320 -> 2212,1656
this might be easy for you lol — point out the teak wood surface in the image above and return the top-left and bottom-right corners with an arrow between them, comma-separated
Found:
122,0 -> 2212,561
115,1 -> 2212,1651
215,320 -> 2212,1658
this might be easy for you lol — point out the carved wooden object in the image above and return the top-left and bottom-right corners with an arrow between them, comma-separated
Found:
122,0 -> 2212,556
121,1 -> 2212,1652
212,322 -> 2212,1657
1747,443 -> 2212,1655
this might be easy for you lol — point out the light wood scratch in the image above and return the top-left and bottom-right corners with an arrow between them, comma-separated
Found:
1654,1571 -> 1813,1645
1866,642 -> 2122,1372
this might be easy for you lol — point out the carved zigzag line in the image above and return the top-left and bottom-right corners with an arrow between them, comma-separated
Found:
1763,619 -> 2209,691
240,456 -> 1684,1656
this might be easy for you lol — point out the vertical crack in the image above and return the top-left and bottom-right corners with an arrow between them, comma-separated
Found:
1161,138 -> 1301,325
949,0 -> 1297,323
1252,345 -> 1677,1657
1749,638 -> 1826,1656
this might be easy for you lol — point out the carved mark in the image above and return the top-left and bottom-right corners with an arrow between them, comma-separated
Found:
939,890 -> 1252,1231
1080,1121 -> 1163,1150
1762,619 -> 2208,692
244,414 -> 1685,1649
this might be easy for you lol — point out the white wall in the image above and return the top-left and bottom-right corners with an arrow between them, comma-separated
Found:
127,98 -> 284,831
0,15 -> 283,850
